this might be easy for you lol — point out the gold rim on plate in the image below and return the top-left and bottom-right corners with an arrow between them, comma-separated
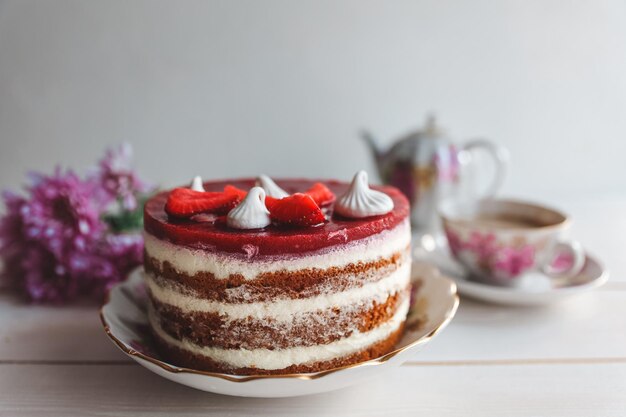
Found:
99,273 -> 459,383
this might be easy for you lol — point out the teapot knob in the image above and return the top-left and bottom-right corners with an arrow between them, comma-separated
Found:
423,114 -> 445,138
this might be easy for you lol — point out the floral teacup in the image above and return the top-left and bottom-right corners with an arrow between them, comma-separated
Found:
440,199 -> 585,286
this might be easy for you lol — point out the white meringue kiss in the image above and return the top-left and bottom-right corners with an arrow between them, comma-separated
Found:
335,171 -> 394,218
256,175 -> 289,198
190,176 -> 205,192
227,187 -> 271,230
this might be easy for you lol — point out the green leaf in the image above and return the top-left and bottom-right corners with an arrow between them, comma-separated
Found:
102,194 -> 150,233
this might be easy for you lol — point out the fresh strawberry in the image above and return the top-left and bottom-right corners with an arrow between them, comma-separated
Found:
165,187 -> 244,218
269,193 -> 325,227
203,185 -> 249,214
264,195 -> 280,211
223,185 -> 247,200
223,184 -> 284,212
305,182 -> 335,206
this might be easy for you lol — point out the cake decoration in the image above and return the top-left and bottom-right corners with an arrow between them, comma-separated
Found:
335,170 -> 394,218
164,186 -> 245,218
165,175 -> 337,228
226,187 -> 271,230
304,182 -> 336,207
190,176 -> 205,192
269,193 -> 326,227
256,175 -> 289,198
166,172 -> 396,227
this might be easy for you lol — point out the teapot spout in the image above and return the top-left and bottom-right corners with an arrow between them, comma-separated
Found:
360,130 -> 385,172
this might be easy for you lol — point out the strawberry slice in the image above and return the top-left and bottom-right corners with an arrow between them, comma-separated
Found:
264,195 -> 280,211
213,185 -> 247,214
224,185 -> 280,211
269,193 -> 325,227
305,182 -> 335,206
223,185 -> 247,200
165,187 -> 244,218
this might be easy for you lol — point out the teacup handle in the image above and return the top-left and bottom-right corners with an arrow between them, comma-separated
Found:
542,240 -> 586,279
461,140 -> 509,198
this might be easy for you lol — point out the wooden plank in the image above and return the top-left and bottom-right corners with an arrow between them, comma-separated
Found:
0,295 -> 127,362
0,363 -> 624,416
1,289 -> 625,363
416,291 -> 626,362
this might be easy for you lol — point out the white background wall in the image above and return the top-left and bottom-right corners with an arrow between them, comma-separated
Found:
1,0 -> 625,202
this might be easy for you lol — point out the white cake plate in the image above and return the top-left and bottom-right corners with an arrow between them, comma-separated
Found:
100,266 -> 458,398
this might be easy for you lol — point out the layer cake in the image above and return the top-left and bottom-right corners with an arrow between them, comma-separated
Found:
143,176 -> 411,375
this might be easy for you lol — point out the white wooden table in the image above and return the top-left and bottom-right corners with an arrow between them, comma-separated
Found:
1,199 -> 625,416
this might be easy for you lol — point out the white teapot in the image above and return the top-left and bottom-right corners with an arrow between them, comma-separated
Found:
362,115 -> 509,234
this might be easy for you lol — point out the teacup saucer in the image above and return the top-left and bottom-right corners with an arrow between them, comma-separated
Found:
415,245 -> 608,306
100,266 -> 458,398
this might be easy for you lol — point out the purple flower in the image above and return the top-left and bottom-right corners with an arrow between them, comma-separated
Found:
0,145 -> 149,304
20,169 -> 105,260
96,143 -> 150,211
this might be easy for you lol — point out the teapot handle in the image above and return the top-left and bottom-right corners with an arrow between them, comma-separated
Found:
460,140 -> 509,198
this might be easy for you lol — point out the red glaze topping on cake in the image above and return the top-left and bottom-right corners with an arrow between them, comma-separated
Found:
144,178 -> 409,256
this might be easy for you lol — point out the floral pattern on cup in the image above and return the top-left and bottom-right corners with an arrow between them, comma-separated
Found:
445,228 -> 536,280
550,251 -> 575,273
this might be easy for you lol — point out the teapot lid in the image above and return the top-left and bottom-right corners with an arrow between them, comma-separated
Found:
423,114 -> 446,138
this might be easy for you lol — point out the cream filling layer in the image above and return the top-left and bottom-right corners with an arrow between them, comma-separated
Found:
150,297 -> 409,370
144,219 -> 410,280
145,261 -> 411,322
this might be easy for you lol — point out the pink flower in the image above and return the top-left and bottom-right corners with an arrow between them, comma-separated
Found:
491,245 -> 535,277
19,169 -> 105,260
0,145 -> 150,303
96,143 -> 151,211
0,169 -> 108,302
465,231 -> 499,263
